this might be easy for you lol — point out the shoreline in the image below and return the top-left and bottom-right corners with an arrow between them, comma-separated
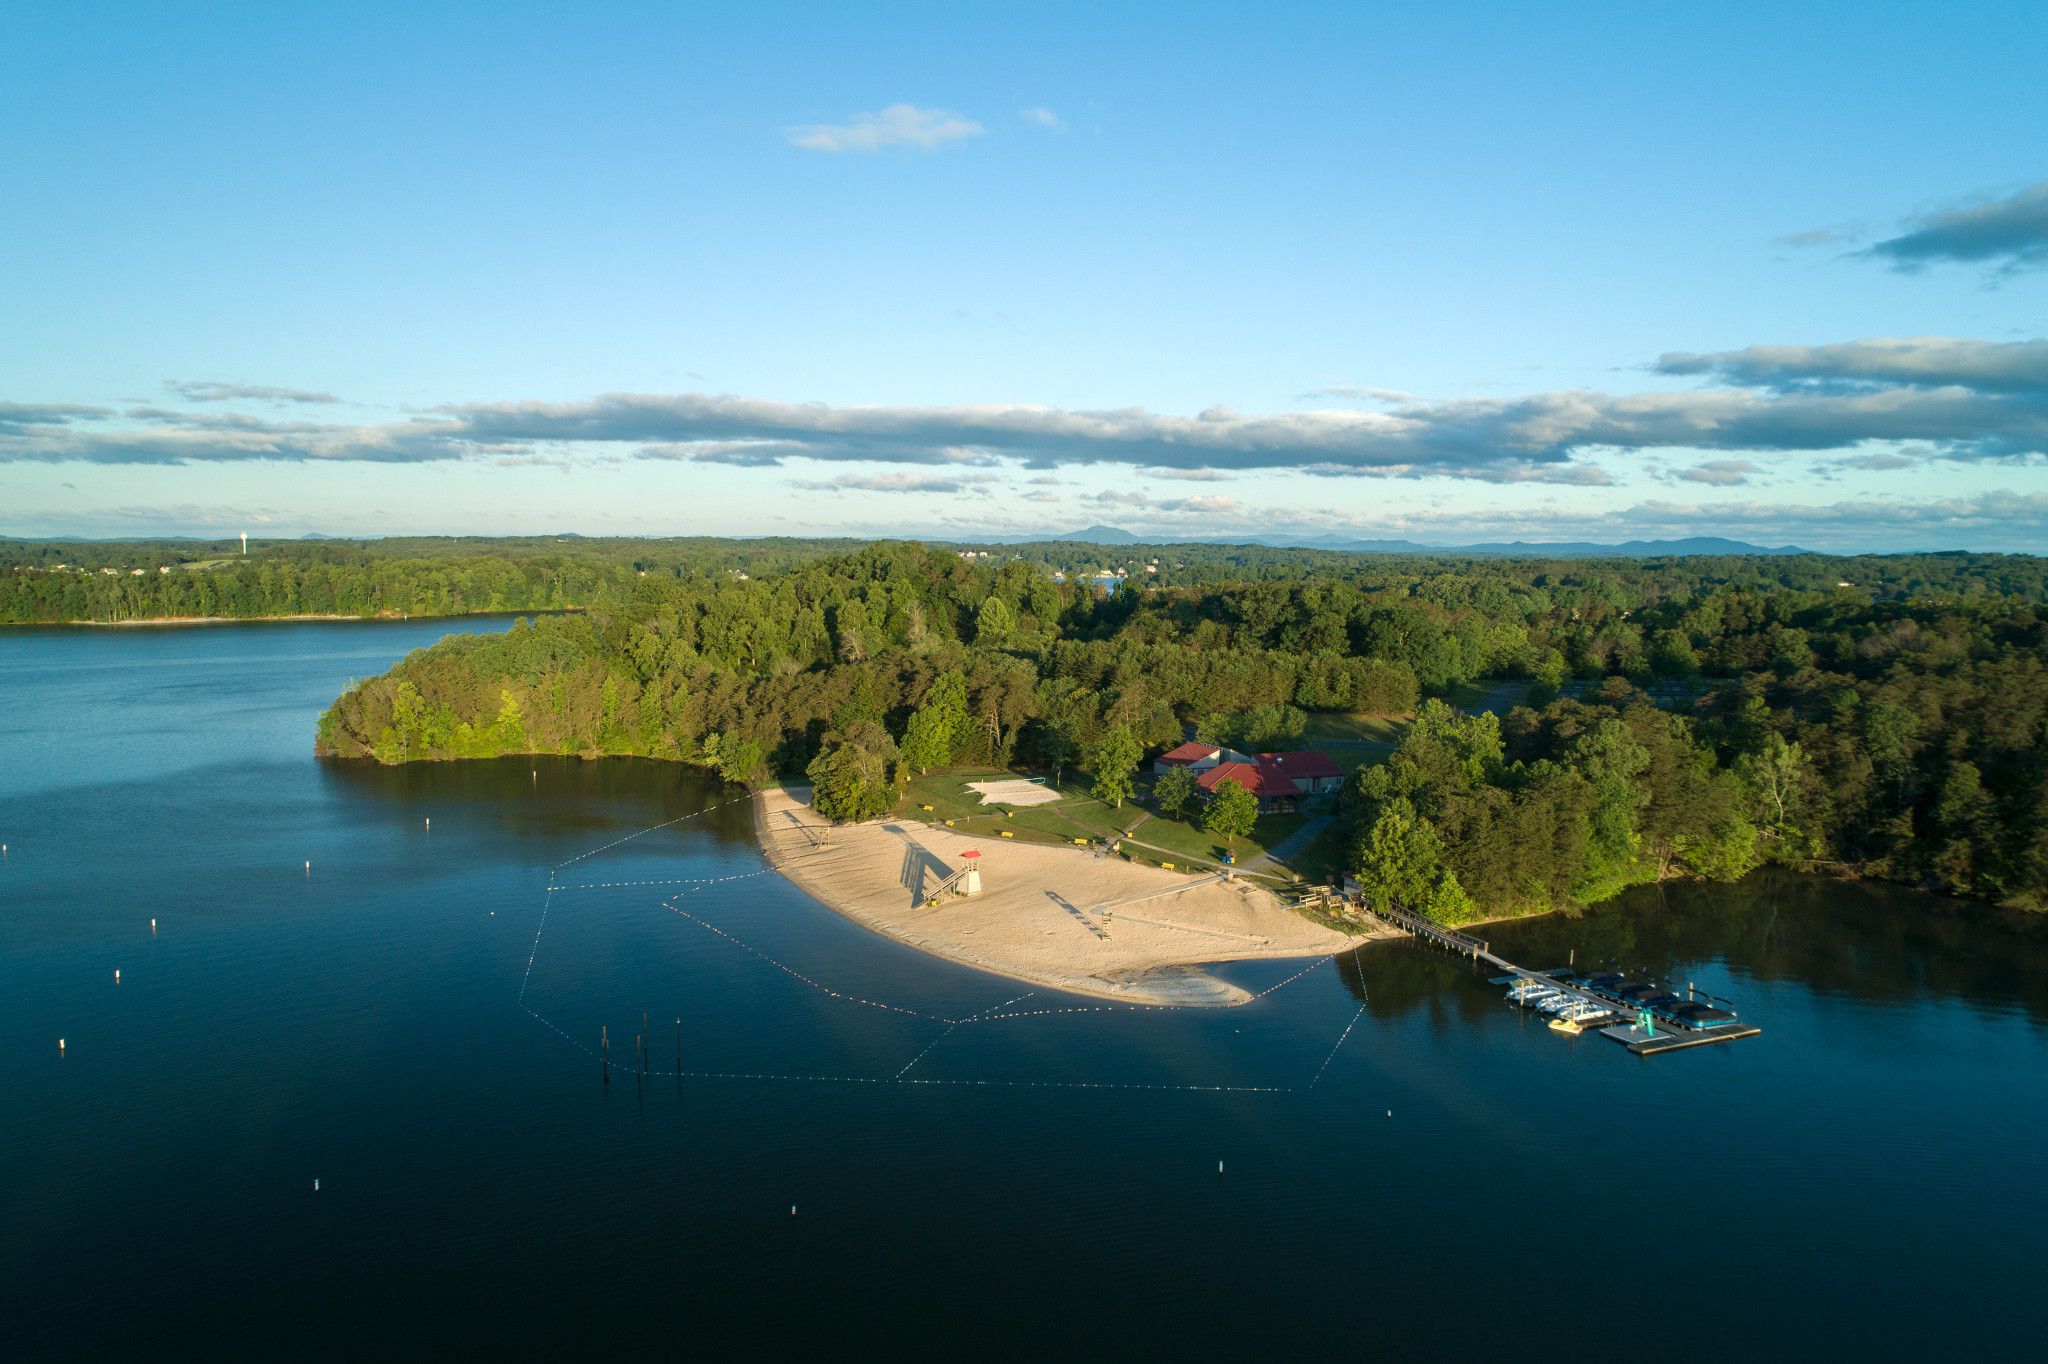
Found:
752,785 -> 1378,1007
5,607 -> 584,629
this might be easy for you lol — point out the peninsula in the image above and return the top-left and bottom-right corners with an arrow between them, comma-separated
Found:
754,786 -> 1363,1006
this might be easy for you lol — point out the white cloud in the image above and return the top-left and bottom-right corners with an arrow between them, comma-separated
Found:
8,333 -> 2044,478
1155,494 -> 1241,515
791,471 -> 997,494
167,380 -> 341,405
1658,336 -> 2048,394
1144,466 -> 1234,481
784,104 -> 984,153
1674,459 -> 1759,486
1299,385 -> 1415,404
1019,106 -> 1066,132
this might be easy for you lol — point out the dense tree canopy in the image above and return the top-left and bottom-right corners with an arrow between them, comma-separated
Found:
222,534 -> 2048,914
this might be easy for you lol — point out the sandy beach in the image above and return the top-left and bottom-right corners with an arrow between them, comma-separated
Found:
754,785 -> 1369,1006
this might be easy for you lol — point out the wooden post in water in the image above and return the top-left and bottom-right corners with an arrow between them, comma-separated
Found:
602,1025 -> 610,1085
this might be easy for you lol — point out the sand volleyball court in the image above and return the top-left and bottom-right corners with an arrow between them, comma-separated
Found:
964,777 -> 1063,806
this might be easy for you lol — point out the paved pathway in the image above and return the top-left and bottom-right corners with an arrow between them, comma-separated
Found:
1248,815 -> 1332,871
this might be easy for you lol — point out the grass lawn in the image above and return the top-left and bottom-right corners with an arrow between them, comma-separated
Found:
1284,820 -> 1351,888
1298,710 -> 1409,774
1447,679 -> 1535,714
1300,711 -> 1410,745
891,767 -> 1155,849
890,765 -> 1312,874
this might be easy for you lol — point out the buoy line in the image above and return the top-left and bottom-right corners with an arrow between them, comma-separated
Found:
518,882 -> 555,1007
549,796 -> 749,871
662,897 -> 959,1023
1308,1003 -> 1367,1089
892,1024 -> 958,1079
516,797 -> 1372,1096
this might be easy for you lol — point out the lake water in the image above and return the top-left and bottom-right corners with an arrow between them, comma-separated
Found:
4,620 -> 2045,1357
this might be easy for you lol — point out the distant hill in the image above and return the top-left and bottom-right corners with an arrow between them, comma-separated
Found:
1358,535 -> 1811,558
971,527 -> 1811,556
1058,524 -> 1144,545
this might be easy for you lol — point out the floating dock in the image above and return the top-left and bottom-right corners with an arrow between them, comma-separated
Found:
1363,903 -> 1760,1056
1601,1020 -> 1763,1054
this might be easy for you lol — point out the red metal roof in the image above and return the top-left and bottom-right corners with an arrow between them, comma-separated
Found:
1196,761 -> 1295,800
1258,750 -> 1345,781
1157,741 -> 1220,765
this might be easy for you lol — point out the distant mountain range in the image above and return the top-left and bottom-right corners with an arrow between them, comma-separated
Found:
969,525 -> 1813,557
0,526 -> 1820,556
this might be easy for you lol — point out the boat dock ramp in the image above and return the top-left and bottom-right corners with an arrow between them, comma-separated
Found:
1360,903 -> 1760,1055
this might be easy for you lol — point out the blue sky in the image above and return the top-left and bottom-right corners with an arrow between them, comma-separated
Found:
2,1 -> 2044,550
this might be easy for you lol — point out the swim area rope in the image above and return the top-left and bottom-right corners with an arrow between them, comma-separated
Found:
516,795 -> 1367,1096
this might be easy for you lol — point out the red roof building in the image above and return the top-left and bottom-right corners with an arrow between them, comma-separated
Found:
1156,741 -> 1220,767
1196,761 -> 1297,802
1257,751 -> 1345,794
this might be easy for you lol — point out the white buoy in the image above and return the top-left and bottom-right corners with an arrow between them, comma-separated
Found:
425,817 -> 431,829
1218,1160 -> 1224,1174
1386,1110 -> 1392,1119
150,918 -> 157,932
314,1178 -> 320,1194
58,1038 -> 65,1053
305,860 -> 311,876
790,1204 -> 797,1216
114,969 -> 121,984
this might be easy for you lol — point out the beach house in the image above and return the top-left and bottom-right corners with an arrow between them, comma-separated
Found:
1156,742 -> 1346,810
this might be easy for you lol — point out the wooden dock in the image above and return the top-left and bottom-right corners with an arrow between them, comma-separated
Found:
1361,902 -> 1760,1056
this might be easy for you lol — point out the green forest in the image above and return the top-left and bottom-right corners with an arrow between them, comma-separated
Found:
0,536 -> 854,623
278,537 -> 2048,920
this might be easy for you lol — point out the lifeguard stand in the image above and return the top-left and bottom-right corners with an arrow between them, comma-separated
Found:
924,849 -> 984,907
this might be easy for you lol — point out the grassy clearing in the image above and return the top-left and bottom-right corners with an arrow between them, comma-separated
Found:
1300,711 -> 1410,745
1447,679 -> 1534,714
890,765 -> 1317,874
1299,710 -> 1409,774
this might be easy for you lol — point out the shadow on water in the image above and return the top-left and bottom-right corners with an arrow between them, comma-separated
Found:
1334,865 -> 2048,1024
316,753 -> 753,850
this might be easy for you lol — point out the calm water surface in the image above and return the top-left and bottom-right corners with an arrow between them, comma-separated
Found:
3,620 -> 2045,1357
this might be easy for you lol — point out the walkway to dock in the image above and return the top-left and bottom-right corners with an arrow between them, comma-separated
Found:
1360,902 -> 1760,1054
